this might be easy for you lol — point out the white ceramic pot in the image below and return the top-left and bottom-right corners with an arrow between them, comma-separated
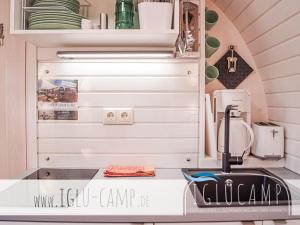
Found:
218,117 -> 254,156
138,2 -> 173,30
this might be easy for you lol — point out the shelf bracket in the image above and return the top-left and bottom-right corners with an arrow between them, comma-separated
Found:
0,23 -> 4,46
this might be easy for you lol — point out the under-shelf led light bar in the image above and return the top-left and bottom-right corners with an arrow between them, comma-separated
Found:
56,51 -> 175,59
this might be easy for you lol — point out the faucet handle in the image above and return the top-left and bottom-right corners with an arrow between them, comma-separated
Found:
225,104 -> 238,113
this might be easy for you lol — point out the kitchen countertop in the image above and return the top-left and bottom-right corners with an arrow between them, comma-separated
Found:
1,167 -> 300,223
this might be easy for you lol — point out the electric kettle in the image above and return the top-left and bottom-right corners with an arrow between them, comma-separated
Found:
218,117 -> 254,156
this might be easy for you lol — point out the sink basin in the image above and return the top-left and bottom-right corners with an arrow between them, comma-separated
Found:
182,168 -> 291,208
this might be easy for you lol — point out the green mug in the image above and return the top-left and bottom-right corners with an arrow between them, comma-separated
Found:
205,9 -> 218,31
205,63 -> 219,84
206,36 -> 220,58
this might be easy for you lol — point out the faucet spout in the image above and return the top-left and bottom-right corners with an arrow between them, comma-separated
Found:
222,105 -> 244,173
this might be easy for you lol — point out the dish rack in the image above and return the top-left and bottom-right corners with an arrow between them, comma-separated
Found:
21,0 -> 91,30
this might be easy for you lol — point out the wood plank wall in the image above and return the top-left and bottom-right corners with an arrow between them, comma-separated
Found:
0,0 -> 26,178
212,0 -> 300,173
36,56 -> 200,168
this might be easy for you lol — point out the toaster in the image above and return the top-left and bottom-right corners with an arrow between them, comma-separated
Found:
251,122 -> 284,159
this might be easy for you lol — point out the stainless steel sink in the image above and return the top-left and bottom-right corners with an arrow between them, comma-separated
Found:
182,168 -> 291,208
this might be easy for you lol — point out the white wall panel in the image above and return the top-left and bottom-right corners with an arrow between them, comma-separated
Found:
232,0 -> 280,32
214,0 -> 233,11
38,123 -> 198,138
273,122 -> 300,142
263,74 -> 300,93
224,0 -> 253,21
285,139 -> 300,158
269,108 -> 300,125
39,138 -> 198,154
242,0 -> 300,43
248,14 -> 300,56
266,93 -> 300,108
254,35 -> 300,68
260,56 -> 300,81
37,57 -> 200,168
38,107 -> 198,123
41,77 -> 198,92
78,93 -> 198,107
38,62 -> 198,77
38,153 -> 198,168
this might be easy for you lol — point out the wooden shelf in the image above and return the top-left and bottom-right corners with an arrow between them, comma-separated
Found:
11,29 -> 179,47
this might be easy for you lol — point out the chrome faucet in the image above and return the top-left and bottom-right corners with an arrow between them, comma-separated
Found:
222,105 -> 244,173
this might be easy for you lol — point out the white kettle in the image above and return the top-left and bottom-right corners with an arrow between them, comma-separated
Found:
218,117 -> 254,156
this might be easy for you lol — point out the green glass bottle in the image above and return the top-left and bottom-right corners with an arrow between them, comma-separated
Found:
115,0 -> 134,29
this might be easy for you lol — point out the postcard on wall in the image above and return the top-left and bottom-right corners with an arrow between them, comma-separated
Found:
37,80 -> 78,120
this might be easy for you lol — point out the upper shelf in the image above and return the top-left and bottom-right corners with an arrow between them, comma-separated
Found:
10,0 -> 180,48
11,29 -> 179,48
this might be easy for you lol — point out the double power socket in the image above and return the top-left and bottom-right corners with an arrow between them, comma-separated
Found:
103,108 -> 134,125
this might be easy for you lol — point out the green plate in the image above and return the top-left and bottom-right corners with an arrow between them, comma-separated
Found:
33,0 -> 79,6
28,12 -> 83,21
29,20 -> 80,26
28,15 -> 82,22
28,23 -> 80,29
29,18 -> 81,25
32,2 -> 80,13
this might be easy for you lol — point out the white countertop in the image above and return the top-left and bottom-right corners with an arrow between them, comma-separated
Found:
1,167 -> 300,223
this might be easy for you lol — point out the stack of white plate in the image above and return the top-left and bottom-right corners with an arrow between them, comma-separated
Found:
28,0 -> 82,29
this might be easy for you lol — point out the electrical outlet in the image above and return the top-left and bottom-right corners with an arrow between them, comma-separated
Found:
103,108 -> 134,125
117,108 -> 134,125
103,109 -> 117,125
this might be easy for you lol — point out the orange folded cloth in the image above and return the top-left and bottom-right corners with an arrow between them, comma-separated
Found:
103,165 -> 155,177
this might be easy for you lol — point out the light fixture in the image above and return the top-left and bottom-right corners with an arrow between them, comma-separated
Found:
56,51 -> 175,59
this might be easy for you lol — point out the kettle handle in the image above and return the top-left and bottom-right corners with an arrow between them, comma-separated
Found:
241,121 -> 255,153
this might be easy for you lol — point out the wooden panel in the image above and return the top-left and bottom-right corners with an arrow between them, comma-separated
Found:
272,121 -> 300,141
269,107 -> 300,125
285,139 -> 300,158
248,13 -> 300,55
38,124 -> 199,138
39,108 -> 198,123
260,56 -> 300,81
38,138 -> 198,154
266,92 -> 300,108
263,74 -> 300,93
233,0 -> 280,32
214,0 -> 233,11
78,93 -> 198,107
40,76 -> 198,92
255,35 -> 300,68
38,62 -> 198,77
242,0 -> 300,43
38,153 -> 198,168
225,0 -> 254,21
0,0 -> 26,178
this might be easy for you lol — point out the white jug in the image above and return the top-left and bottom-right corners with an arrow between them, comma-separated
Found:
218,117 -> 254,156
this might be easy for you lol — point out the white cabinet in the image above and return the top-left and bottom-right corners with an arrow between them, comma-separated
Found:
10,0 -> 180,47
263,220 -> 300,225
